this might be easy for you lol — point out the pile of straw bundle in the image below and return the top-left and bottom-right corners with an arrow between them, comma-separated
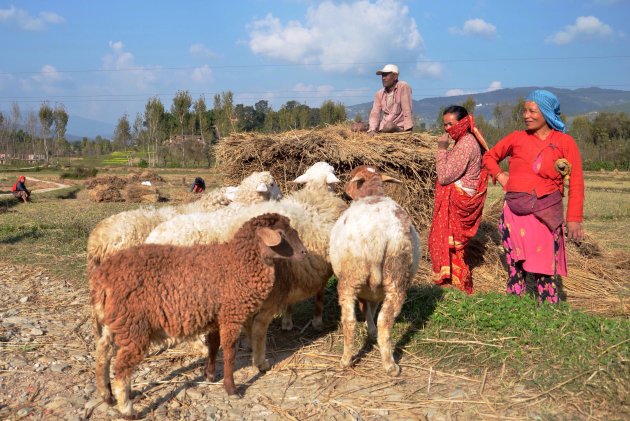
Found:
215,125 -> 438,229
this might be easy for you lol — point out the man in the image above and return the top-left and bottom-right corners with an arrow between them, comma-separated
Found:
367,64 -> 413,135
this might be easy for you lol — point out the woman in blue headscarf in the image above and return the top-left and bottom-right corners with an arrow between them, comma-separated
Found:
482,90 -> 584,304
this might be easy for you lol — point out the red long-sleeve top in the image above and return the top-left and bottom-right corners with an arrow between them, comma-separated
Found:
482,130 -> 584,222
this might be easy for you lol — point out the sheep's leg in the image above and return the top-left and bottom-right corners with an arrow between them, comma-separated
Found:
377,291 -> 405,377
339,289 -> 357,368
250,306 -> 276,372
95,325 -> 115,405
364,301 -> 378,340
219,323 -> 241,396
204,329 -> 221,382
112,341 -> 147,420
281,304 -> 294,331
312,286 -> 325,331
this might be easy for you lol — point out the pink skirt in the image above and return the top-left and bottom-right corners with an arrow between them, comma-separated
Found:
502,203 -> 567,276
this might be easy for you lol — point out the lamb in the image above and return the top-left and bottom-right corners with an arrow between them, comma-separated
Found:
90,213 -> 307,419
329,165 -> 420,376
86,171 -> 281,274
145,162 -> 347,370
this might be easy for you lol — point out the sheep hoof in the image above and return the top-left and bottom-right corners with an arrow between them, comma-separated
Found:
311,318 -> 323,331
257,359 -> 271,372
103,395 -> 115,406
386,363 -> 401,377
281,318 -> 293,331
339,356 -> 352,368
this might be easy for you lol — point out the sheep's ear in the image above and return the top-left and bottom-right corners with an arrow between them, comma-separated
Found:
326,173 -> 340,184
292,173 -> 308,184
256,182 -> 269,192
257,227 -> 282,247
349,174 -> 365,183
381,175 -> 402,184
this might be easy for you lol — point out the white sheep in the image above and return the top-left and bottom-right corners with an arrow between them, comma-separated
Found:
145,162 -> 347,371
329,165 -> 420,376
86,171 -> 281,274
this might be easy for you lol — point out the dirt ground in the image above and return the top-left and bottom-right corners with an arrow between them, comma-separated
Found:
1,260 -> 606,421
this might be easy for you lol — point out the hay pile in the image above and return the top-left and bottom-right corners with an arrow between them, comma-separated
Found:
85,173 -> 165,203
215,125 -> 629,315
215,125 -> 437,228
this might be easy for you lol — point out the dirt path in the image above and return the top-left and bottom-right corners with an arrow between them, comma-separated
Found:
0,262 -> 587,420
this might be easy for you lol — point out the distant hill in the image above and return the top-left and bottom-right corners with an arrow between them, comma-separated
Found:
66,115 -> 115,140
345,87 -> 630,126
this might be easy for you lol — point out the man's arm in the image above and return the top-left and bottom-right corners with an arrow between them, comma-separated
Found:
400,82 -> 413,131
368,91 -> 383,132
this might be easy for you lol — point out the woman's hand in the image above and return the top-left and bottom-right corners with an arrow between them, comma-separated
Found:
567,221 -> 584,242
437,134 -> 450,150
496,172 -> 509,187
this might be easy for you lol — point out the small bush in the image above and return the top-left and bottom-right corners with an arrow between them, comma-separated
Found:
59,166 -> 98,180
138,159 -> 149,168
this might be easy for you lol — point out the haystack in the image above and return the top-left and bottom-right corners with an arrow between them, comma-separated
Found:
86,174 -> 164,203
215,125 -> 437,228
88,184 -> 124,202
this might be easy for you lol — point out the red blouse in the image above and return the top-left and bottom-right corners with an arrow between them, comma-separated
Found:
482,130 -> 584,222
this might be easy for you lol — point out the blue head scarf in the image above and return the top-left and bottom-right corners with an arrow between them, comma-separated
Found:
525,90 -> 565,133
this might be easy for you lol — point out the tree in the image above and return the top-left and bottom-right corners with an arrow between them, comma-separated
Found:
461,96 -> 476,115
145,97 -> 165,167
213,91 -> 235,137
171,90 -> 192,137
38,102 -> 54,163
320,100 -> 346,125
53,104 -> 69,158
193,96 -> 207,143
113,114 -> 132,151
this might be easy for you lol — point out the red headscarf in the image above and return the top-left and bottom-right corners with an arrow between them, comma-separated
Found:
445,115 -> 489,151
18,175 -> 26,182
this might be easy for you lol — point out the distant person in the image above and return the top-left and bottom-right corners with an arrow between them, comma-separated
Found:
482,89 -> 584,304
11,175 -> 31,203
190,176 -> 206,193
365,64 -> 413,135
429,105 -> 489,294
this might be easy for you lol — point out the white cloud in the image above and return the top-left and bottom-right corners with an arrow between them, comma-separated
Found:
546,16 -> 613,44
101,41 -> 158,91
449,18 -> 496,39
189,43 -> 218,59
416,56 -> 443,79
29,64 -> 69,94
487,81 -> 502,91
191,65 -> 213,83
247,0 -> 423,72
32,64 -> 63,83
0,5 -> 65,31
445,81 -> 503,97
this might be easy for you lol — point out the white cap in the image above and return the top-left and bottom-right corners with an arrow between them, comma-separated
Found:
376,64 -> 399,75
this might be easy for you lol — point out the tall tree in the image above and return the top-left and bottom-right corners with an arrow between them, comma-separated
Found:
193,96 -> 207,143
213,91 -> 234,136
171,90 -> 192,137
145,97 -> 165,167
113,114 -> 132,151
38,102 -> 54,163
53,104 -> 69,158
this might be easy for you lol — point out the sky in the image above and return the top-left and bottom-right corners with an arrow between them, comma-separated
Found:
0,0 -> 629,130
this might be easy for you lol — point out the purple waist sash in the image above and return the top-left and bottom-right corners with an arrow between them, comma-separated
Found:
505,191 -> 564,231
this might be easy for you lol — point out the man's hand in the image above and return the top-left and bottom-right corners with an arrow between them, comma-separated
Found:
437,134 -> 450,150
567,221 -> 584,242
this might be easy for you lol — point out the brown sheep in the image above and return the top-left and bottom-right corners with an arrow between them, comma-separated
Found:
329,165 -> 420,376
90,213 -> 307,419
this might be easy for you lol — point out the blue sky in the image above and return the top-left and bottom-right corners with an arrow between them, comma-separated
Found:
1,0 -> 629,127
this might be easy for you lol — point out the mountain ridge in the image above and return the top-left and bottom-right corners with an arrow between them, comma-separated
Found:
345,86 -> 630,126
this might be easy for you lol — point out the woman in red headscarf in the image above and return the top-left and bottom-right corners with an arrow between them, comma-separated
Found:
429,105 -> 489,294
11,175 -> 31,203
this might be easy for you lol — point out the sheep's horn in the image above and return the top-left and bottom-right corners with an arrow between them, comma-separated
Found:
381,175 -> 402,184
